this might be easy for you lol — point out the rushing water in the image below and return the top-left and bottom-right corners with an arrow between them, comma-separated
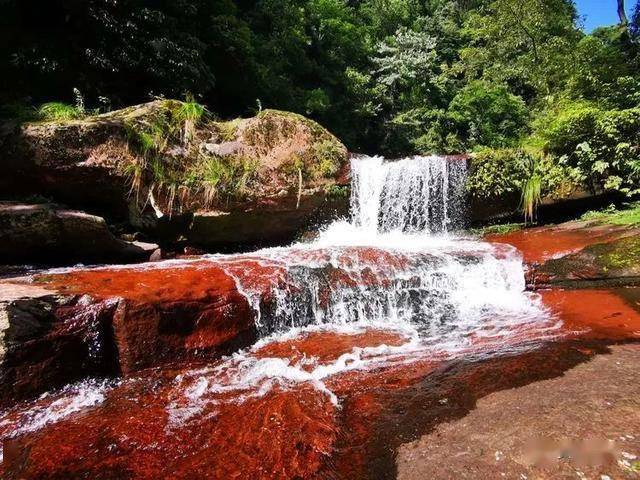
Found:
217,154 -> 548,342
350,155 -> 467,233
1,155 -> 559,477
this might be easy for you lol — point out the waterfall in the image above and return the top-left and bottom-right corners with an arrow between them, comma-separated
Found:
350,155 -> 468,234
221,155 -> 547,345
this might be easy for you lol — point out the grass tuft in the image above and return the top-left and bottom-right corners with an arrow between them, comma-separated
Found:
38,102 -> 85,121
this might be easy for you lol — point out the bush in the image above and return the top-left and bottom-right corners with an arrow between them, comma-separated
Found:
467,148 -> 580,202
542,103 -> 640,196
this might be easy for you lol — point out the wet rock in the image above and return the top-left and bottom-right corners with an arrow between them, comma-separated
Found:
0,202 -> 159,266
488,219 -> 640,289
528,235 -> 640,289
7,262 -> 260,375
396,344 -> 640,480
0,283 -> 118,407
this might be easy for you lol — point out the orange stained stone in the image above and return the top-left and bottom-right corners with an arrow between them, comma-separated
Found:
541,288 -> 640,340
487,224 -> 632,264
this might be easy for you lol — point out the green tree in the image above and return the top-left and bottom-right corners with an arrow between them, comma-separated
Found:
460,0 -> 579,98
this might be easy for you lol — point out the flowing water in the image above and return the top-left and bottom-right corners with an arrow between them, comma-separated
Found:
218,154 -> 549,340
1,155 -> 569,478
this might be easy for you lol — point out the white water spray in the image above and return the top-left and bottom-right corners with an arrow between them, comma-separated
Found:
350,155 -> 467,234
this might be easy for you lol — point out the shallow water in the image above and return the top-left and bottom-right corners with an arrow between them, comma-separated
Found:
2,155 -> 639,479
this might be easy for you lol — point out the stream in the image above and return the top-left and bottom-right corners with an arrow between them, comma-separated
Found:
1,155 -> 639,479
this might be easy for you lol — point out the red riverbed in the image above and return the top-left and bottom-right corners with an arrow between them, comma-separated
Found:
3,242 -> 640,479
2,286 -> 639,479
486,222 -> 633,264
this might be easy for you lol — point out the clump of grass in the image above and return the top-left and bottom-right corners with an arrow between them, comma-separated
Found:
38,102 -> 84,121
217,118 -> 242,142
324,184 -> 349,199
175,94 -> 205,145
520,155 -> 542,224
185,154 -> 259,207
310,140 -> 344,178
580,202 -> 640,226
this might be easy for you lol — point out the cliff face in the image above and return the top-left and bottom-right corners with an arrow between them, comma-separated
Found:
1,101 -> 350,254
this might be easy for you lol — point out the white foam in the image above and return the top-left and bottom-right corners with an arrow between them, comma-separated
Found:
0,379 -> 113,462
22,155 -> 556,429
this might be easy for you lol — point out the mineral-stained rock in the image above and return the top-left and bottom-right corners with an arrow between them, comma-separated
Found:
0,261 -> 259,403
0,202 -> 159,265
0,283 -> 119,407
528,234 -> 640,289
488,219 -> 640,289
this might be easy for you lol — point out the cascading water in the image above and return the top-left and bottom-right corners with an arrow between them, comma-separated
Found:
220,154 -> 548,344
155,154 -> 554,422
0,155 -> 558,474
350,155 -> 467,233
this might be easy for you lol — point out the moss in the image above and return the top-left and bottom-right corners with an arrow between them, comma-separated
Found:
216,118 -> 242,142
324,184 -> 349,199
580,202 -> 640,226
255,109 -> 334,142
309,139 -> 344,178
598,236 -> 640,270
470,223 -> 525,236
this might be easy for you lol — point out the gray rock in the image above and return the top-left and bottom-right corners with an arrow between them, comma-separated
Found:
0,202 -> 159,265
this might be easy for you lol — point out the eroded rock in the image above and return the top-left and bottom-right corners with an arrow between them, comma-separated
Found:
2,101 -> 350,248
0,283 -> 118,407
0,202 -> 159,265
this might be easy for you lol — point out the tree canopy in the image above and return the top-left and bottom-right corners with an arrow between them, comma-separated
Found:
2,0 -> 639,184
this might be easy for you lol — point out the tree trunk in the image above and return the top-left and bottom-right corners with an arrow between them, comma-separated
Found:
618,0 -> 629,25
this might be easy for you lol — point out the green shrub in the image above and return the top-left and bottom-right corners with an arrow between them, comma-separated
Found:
467,147 -> 581,219
0,102 -> 40,122
38,102 -> 85,121
541,102 -> 640,196
448,81 -> 529,149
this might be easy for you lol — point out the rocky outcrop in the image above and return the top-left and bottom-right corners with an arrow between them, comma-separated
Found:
0,283 -> 118,407
488,219 -> 640,289
0,261 -> 260,404
0,202 -> 159,265
2,101 -> 350,250
528,235 -> 640,288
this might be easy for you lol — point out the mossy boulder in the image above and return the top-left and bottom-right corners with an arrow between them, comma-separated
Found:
2,101 -> 349,249
528,232 -> 640,288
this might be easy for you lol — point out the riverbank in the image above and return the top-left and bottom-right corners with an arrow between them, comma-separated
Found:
397,342 -> 640,480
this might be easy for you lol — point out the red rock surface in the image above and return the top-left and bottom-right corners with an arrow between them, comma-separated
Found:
541,287 -> 640,340
487,221 -> 635,264
35,262 -> 257,374
3,240 -> 640,479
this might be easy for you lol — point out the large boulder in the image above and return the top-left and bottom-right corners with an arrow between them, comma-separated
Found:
2,101 -> 350,249
0,202 -> 159,265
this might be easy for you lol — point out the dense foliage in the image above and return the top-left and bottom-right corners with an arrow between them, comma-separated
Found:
2,0 -> 639,212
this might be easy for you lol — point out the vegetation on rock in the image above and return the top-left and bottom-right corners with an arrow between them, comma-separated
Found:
1,0 -> 639,220
580,202 -> 640,226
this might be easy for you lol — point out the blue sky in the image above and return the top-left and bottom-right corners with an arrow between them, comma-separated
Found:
575,0 -> 636,32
